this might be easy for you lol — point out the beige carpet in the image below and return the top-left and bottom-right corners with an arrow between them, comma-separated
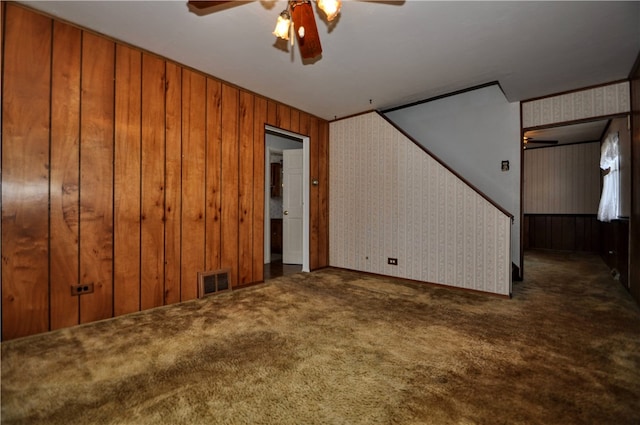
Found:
2,250 -> 640,424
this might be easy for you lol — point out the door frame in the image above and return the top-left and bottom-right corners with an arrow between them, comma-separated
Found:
264,126 -> 310,272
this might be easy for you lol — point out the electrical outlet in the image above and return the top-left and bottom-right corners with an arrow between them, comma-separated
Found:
71,283 -> 94,296
388,258 -> 398,265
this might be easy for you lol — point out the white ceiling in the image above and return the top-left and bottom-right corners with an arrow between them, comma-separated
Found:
524,119 -> 608,148
22,1 -> 640,121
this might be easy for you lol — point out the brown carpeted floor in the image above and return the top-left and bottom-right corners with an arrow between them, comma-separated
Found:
2,250 -> 640,424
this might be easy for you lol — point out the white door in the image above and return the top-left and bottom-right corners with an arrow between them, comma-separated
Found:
282,149 -> 303,264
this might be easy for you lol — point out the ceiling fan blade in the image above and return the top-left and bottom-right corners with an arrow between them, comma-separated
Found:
527,139 -> 558,144
360,0 -> 406,4
291,1 -> 322,59
188,0 -> 250,16
188,1 -> 233,9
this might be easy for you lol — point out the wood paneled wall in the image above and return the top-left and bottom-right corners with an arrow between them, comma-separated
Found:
523,214 -> 600,253
600,219 -> 629,289
1,4 -> 329,340
523,143 -> 601,215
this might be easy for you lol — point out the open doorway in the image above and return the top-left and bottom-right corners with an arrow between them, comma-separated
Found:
521,116 -> 631,287
263,127 -> 310,279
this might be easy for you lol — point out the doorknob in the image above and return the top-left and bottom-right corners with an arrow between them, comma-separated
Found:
283,210 -> 289,215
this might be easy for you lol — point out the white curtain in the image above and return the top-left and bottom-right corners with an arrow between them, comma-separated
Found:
597,132 -> 620,222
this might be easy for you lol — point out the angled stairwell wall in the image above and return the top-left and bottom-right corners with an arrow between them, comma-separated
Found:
383,84 -> 521,273
329,112 -> 512,296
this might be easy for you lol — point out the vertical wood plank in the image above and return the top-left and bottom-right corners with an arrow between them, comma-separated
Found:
164,62 -> 182,305
114,44 -> 142,316
309,117 -> 320,270
238,91 -> 255,285
300,111 -> 314,267
575,216 -> 586,251
318,120 -> 330,267
561,216 -> 574,251
221,84 -> 240,287
290,109 -> 300,133
1,5 -> 51,339
206,79 -> 222,271
50,20 -> 81,330
299,111 -> 311,136
584,216 -> 593,252
267,100 -> 277,127
550,216 -> 562,250
180,69 -> 206,301
140,54 -> 166,309
591,216 -> 601,253
253,97 -> 268,283
533,216 -> 545,248
79,32 -> 115,324
595,216 -> 603,252
277,104 -> 291,131
523,215 -> 530,249
300,111 -> 315,266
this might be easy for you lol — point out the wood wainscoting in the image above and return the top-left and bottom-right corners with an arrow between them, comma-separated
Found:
524,214 -> 630,290
600,219 -> 630,290
523,214 -> 601,253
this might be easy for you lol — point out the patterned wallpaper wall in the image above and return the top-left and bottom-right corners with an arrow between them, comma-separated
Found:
522,81 -> 630,128
330,112 -> 512,296
523,143 -> 601,214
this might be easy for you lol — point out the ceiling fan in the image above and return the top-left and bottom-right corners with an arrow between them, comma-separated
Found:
523,137 -> 559,145
188,0 -> 343,59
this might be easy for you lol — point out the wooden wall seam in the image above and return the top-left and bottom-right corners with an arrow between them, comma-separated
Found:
138,53 -> 143,314
76,27 -> 83,327
205,78 -> 222,274
164,61 -> 182,306
47,15 -> 53,332
111,39 -> 117,320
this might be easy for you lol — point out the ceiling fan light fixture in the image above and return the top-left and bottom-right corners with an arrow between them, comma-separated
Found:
273,10 -> 291,40
317,0 -> 341,21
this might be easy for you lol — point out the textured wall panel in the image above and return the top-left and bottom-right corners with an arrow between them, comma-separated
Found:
522,81 -> 630,128
523,143 -> 600,214
330,113 -> 511,296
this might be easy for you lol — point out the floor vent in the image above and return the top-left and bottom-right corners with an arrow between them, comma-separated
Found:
198,269 -> 231,298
